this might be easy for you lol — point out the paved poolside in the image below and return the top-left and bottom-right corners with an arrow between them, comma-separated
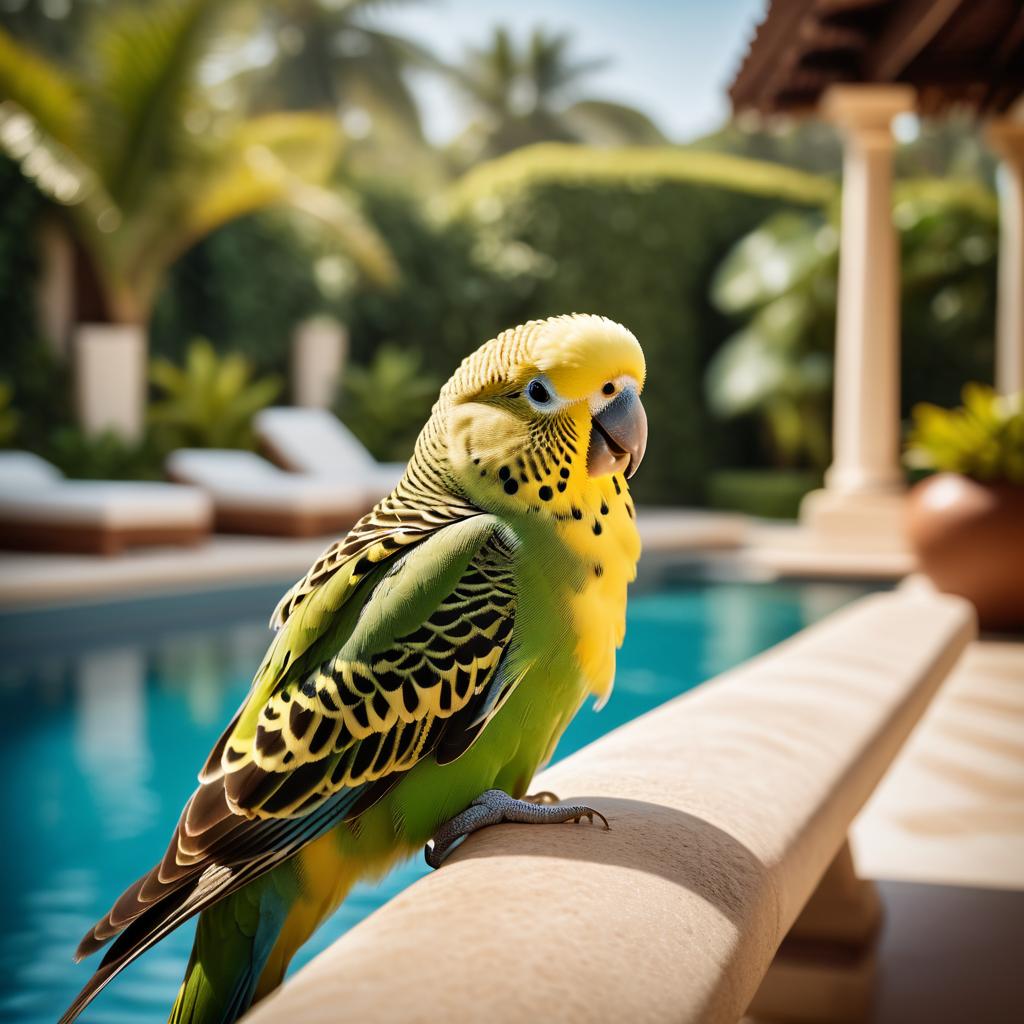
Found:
0,506 -> 918,609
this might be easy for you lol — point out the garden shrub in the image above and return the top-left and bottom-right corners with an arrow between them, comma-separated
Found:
446,145 -> 835,504
340,185 -> 540,376
336,343 -> 441,461
707,469 -> 822,520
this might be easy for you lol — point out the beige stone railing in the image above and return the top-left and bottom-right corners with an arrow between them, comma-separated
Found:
245,590 -> 974,1024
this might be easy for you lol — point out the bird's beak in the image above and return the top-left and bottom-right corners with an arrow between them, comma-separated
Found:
587,386 -> 647,479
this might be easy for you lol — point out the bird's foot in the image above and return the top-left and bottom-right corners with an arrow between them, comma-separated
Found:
425,788 -> 609,869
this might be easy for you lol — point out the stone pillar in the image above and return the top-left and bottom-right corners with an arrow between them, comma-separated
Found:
987,120 -> 1024,397
747,841 -> 882,1023
73,323 -> 147,440
291,316 -> 348,409
801,85 -> 915,550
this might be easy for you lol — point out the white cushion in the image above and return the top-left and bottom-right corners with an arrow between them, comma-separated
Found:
166,449 -> 367,515
255,407 -> 407,493
0,480 -> 212,528
0,451 -> 65,490
166,449 -> 281,487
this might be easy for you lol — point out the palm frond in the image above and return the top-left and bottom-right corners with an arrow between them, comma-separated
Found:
0,24 -> 85,155
285,180 -> 397,285
171,112 -> 396,286
89,0 -> 229,212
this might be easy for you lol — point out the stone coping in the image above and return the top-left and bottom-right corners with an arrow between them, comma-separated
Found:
244,590 -> 974,1024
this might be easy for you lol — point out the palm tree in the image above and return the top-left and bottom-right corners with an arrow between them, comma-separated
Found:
253,0 -> 434,139
448,26 -> 665,163
0,0 -> 394,327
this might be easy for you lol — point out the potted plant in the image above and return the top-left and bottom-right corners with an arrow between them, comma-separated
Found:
905,383 -> 1024,630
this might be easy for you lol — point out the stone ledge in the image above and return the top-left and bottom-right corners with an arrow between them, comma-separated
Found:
244,591 -> 975,1024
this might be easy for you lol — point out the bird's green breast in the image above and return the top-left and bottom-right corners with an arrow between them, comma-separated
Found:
332,502 -> 635,868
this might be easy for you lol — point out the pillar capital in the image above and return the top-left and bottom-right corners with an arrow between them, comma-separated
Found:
986,119 -> 1024,167
820,84 -> 916,134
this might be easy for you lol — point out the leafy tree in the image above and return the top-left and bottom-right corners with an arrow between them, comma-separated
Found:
252,0 -> 433,138
447,27 -> 664,164
0,0 -> 394,327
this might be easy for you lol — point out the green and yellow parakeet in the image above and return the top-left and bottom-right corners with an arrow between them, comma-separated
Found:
61,313 -> 648,1024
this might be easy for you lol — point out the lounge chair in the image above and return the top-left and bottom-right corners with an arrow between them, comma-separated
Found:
0,451 -> 212,555
165,449 -> 369,537
255,407 -> 405,502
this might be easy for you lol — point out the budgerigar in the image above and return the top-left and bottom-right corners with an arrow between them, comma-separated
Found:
61,313 -> 648,1024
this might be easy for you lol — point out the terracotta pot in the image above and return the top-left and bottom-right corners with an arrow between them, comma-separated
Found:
906,473 -> 1024,632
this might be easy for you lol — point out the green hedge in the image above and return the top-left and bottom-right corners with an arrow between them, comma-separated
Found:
151,213 -> 329,376
707,469 -> 821,519
445,145 -> 835,504
0,157 -> 74,450
340,186 -> 536,375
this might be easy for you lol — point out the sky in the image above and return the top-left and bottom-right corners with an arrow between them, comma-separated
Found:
371,0 -> 768,144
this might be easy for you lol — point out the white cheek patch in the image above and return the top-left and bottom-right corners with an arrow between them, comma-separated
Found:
588,375 -> 639,415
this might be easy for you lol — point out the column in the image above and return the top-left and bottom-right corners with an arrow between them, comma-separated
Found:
824,85 -> 914,494
987,120 -> 1024,396
800,85 -> 914,550
291,316 -> 349,409
73,323 -> 147,440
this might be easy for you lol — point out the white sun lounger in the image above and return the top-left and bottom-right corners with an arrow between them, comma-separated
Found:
0,451 -> 213,555
165,449 -> 370,537
255,407 -> 405,502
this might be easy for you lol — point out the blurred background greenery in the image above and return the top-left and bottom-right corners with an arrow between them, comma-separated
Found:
0,0 -> 999,514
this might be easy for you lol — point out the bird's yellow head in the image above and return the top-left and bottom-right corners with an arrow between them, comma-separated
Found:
439,314 -> 647,516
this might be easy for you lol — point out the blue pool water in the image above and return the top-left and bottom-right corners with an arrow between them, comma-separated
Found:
0,567 -> 873,1022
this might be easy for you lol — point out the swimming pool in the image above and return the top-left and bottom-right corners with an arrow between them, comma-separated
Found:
0,566 -> 874,1023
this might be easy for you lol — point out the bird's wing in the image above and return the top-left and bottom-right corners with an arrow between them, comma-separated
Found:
221,513 -> 521,818
66,515 -> 523,1021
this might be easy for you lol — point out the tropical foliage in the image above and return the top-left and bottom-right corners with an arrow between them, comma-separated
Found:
0,0 -> 393,326
337,343 -> 440,460
149,338 -> 282,450
253,0 -> 431,135
707,209 -> 837,469
708,179 -> 998,470
45,426 -> 167,480
446,28 -> 665,165
907,384 -> 1024,485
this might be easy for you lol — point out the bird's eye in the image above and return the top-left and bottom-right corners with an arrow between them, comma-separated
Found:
527,379 -> 551,405
602,382 -> 616,396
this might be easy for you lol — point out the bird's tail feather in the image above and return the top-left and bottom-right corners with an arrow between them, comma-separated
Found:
168,882 -> 289,1024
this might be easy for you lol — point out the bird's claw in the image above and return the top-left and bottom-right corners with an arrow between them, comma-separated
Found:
425,788 -> 609,869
